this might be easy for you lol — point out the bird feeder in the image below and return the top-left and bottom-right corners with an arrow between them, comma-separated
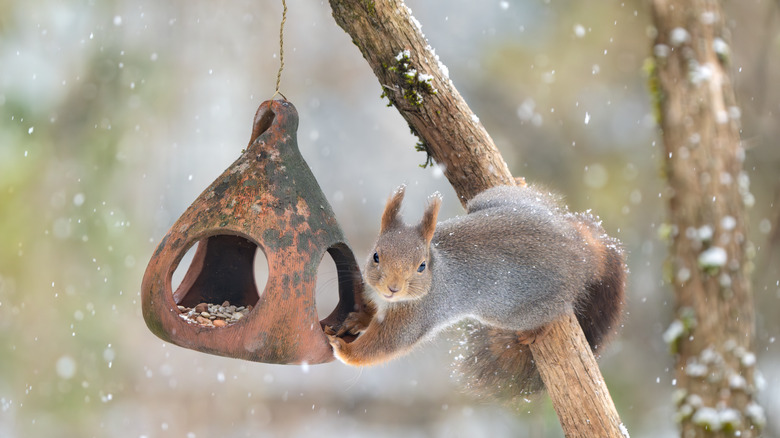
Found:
141,99 -> 364,364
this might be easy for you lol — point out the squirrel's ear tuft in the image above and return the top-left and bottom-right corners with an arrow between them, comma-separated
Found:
380,185 -> 406,232
419,192 -> 442,243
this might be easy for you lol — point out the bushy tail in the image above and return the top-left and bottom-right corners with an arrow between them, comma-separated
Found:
451,226 -> 626,402
576,237 -> 627,353
450,322 -> 545,401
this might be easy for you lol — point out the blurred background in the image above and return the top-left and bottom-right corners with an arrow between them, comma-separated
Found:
1,0 -> 779,437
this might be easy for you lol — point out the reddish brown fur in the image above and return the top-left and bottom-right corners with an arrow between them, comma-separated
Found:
419,196 -> 442,244
380,187 -> 406,232
570,216 -> 626,352
330,303 -> 421,366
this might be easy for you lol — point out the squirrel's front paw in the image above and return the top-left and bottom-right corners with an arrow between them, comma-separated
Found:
337,311 -> 371,336
327,334 -> 350,364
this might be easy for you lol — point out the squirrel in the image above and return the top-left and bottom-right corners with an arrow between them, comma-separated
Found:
327,184 -> 626,399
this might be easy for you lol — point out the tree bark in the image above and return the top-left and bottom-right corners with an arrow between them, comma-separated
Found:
329,0 -> 514,204
530,313 -> 625,437
328,1 -> 626,436
649,0 -> 763,436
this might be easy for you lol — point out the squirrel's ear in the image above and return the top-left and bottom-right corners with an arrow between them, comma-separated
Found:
380,185 -> 406,232
419,193 -> 442,243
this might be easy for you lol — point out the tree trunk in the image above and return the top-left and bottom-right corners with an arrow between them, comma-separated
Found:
649,0 -> 764,436
328,1 -> 626,436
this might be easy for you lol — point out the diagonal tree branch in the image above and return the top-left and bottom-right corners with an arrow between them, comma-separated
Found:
328,1 -> 626,436
329,0 -> 514,204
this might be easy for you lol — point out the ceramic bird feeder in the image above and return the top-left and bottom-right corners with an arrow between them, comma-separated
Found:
141,99 -> 364,364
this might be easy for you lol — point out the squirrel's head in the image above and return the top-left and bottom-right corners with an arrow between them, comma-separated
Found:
364,185 -> 442,303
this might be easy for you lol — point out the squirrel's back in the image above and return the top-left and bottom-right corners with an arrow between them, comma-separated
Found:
430,186 -> 615,332
450,185 -> 626,400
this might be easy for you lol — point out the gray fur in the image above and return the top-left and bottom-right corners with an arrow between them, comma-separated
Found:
342,184 -> 625,399
413,185 -> 593,334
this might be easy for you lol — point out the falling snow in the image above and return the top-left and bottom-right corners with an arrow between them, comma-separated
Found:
669,27 -> 690,46
2,2 -> 775,437
698,246 -> 727,268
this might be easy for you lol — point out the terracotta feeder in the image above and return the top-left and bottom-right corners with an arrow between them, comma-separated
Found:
141,99 -> 364,364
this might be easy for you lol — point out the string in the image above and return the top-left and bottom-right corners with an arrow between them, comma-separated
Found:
272,0 -> 288,101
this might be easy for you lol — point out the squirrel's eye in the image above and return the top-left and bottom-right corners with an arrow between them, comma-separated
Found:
417,261 -> 426,273
373,252 -> 379,263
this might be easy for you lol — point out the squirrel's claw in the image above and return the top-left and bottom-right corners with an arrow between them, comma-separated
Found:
337,311 -> 371,336
325,321 -> 359,338
334,324 -> 349,337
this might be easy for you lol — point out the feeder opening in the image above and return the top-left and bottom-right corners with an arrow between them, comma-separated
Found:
315,250 -> 339,321
318,243 -> 362,333
170,234 -> 268,327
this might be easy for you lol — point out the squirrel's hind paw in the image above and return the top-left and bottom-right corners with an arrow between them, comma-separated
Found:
515,324 -> 551,345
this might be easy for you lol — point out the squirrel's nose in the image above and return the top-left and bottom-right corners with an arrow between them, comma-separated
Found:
388,285 -> 400,294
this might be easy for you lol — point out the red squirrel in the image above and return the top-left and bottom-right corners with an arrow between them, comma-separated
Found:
327,184 -> 626,398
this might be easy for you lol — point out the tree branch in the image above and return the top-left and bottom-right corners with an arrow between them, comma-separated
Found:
328,1 -> 626,436
329,0 -> 514,204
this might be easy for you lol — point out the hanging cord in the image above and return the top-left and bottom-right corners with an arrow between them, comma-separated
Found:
272,0 -> 288,101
